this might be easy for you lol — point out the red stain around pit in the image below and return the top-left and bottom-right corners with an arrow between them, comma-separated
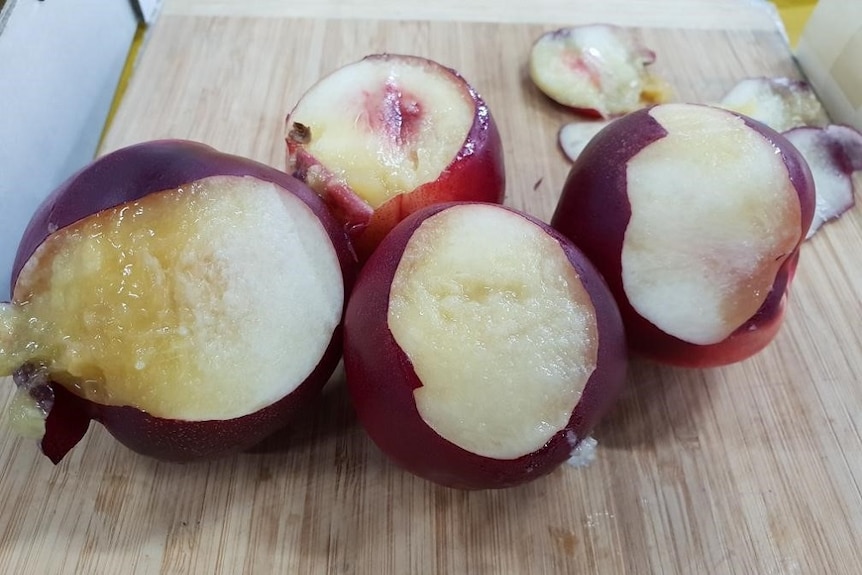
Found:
562,51 -> 601,90
362,78 -> 424,146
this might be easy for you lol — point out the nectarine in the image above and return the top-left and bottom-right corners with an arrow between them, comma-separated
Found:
285,54 -> 505,260
551,103 -> 815,367
1,140 -> 356,463
344,202 -> 627,489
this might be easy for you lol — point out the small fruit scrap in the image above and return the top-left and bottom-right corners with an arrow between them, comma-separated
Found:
529,24 -> 671,119
558,119 -> 613,162
719,76 -> 827,133
718,77 -> 862,238
784,124 -> 862,238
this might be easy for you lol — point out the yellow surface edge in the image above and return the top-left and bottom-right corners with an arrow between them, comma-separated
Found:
97,23 -> 148,153
772,0 -> 817,46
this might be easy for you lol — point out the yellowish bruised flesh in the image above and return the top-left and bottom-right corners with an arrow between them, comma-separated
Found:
5,176 -> 343,420
289,58 -> 474,208
623,104 -> 801,345
3,388 -> 47,438
0,304 -> 25,376
388,205 -> 598,460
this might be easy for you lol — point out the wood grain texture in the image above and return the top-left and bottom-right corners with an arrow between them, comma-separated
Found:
2,13 -> 862,575
161,0 -> 786,32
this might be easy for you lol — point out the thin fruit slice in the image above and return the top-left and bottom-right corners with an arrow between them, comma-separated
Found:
529,25 -> 671,118
559,120 -> 613,162
719,77 -> 827,133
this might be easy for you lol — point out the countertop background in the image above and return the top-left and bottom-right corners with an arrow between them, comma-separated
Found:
5,2 -> 862,575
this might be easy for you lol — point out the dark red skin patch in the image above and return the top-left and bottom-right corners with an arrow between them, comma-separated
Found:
10,139 -> 358,463
285,54 -> 506,263
551,105 -> 815,367
86,325 -> 343,462
343,202 -> 627,490
786,124 -> 862,176
38,327 -> 341,464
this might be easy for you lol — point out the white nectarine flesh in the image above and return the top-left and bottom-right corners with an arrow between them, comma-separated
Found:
288,59 -> 474,209
622,104 -> 801,345
1,175 -> 343,421
387,204 -> 598,459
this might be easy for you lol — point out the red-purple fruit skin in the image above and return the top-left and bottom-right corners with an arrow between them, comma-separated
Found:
343,202 -> 627,490
784,124 -> 862,175
11,139 -> 357,463
550,105 -> 815,367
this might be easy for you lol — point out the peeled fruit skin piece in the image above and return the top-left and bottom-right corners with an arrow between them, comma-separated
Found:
551,104 -> 815,368
559,120 -> 614,162
343,202 -> 627,489
6,140 -> 356,463
286,53 -> 505,261
783,124 -> 862,239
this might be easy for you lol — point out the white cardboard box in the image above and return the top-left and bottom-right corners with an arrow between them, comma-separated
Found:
795,0 -> 862,132
0,0 -> 159,298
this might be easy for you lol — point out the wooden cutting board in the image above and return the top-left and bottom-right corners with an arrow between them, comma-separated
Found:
2,14 -> 862,575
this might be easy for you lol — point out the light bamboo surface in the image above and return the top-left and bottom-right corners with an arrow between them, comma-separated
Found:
2,2 -> 862,574
160,0 -> 787,31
